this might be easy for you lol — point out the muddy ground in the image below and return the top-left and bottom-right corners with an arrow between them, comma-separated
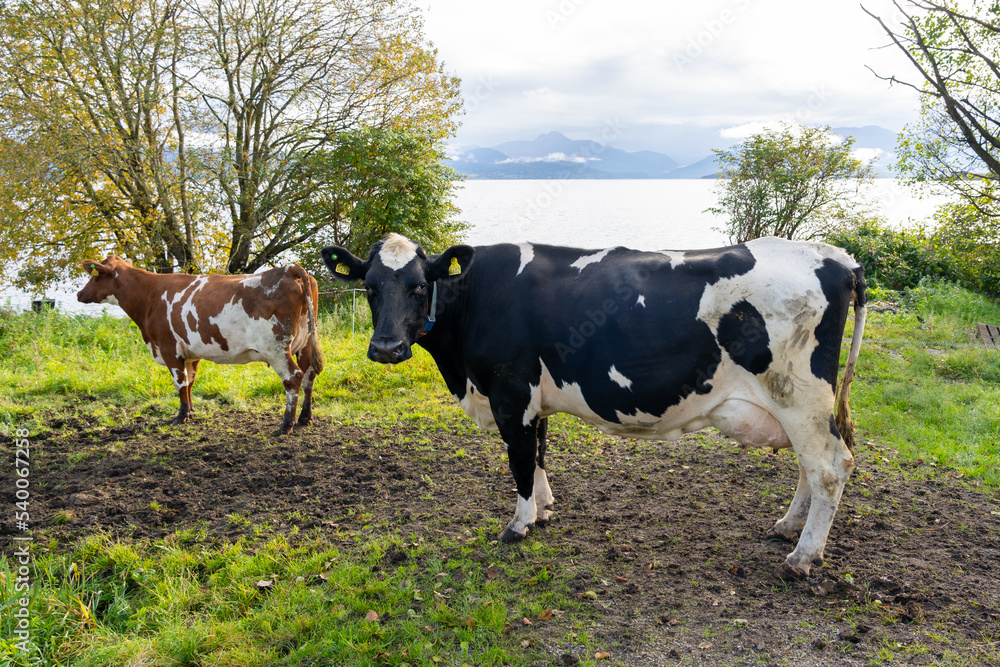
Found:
4,405 -> 1000,666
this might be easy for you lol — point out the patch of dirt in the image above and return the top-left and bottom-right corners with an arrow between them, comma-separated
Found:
4,409 -> 1000,666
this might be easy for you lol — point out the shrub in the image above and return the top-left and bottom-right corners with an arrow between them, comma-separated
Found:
824,217 -> 962,292
930,199 -> 1000,296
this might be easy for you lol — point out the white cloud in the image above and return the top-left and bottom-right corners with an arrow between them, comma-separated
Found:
719,122 -> 846,145
498,152 -> 598,164
719,122 -> 777,139
523,87 -> 553,98
852,147 -> 885,163
423,0 -> 921,157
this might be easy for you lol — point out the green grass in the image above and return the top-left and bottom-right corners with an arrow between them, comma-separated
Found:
0,306 -> 463,433
3,529 -> 574,666
846,281 -> 1000,484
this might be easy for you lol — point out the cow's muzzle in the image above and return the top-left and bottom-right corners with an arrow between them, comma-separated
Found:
368,337 -> 411,364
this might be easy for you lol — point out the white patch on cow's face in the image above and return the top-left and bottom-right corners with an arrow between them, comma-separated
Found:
101,294 -> 120,306
657,250 -> 686,268
379,233 -> 419,270
516,242 -> 534,276
570,248 -> 614,272
636,295 -> 646,308
456,380 -> 496,430
608,365 -> 632,390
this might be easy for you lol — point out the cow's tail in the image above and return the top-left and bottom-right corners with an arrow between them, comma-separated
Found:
291,265 -> 324,376
835,265 -> 867,453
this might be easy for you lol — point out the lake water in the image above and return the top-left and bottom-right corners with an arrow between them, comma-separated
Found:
456,178 -> 947,249
1,179 -> 946,316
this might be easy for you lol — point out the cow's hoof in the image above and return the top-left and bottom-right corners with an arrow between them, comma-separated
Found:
764,527 -> 796,543
274,425 -> 294,436
296,416 -> 312,427
774,561 -> 808,581
171,415 -> 191,426
535,508 -> 554,525
499,525 -> 529,543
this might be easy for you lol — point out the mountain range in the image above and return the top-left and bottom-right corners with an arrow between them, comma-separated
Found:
445,126 -> 899,179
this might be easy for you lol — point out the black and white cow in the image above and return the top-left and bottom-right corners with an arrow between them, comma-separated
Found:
323,234 -> 866,580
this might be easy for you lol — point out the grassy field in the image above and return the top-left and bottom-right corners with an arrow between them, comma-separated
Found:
1,280 -> 999,666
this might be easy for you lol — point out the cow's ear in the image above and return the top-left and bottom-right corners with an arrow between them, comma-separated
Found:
321,246 -> 366,281
427,245 -> 475,281
81,259 -> 112,278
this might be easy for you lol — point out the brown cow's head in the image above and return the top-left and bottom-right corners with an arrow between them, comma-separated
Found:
322,234 -> 474,364
77,255 -> 131,306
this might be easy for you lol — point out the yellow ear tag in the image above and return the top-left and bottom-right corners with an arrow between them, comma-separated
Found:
90,265 -> 99,277
448,257 -> 461,276
335,263 -> 350,275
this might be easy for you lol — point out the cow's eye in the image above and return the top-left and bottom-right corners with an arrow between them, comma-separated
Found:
414,282 -> 428,296
364,284 -> 378,298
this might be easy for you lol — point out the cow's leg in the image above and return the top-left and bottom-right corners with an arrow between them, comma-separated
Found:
167,358 -> 193,425
294,346 -> 316,427
533,417 -> 555,525
775,418 -> 855,580
766,462 -> 811,542
270,352 -> 304,435
493,394 -> 540,543
183,360 -> 200,416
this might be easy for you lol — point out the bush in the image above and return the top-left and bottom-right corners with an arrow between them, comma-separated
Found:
824,217 -> 962,292
826,203 -> 1000,298
930,199 -> 1000,296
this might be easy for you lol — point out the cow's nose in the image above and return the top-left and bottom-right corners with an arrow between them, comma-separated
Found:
368,338 -> 410,364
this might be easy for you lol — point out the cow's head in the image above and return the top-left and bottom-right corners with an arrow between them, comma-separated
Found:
322,234 -> 474,363
77,255 -> 131,306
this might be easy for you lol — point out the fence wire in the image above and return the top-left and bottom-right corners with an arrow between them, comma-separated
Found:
849,337 -> 999,351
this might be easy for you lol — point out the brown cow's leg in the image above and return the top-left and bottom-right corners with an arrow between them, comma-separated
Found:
184,360 -> 200,417
167,359 -> 193,425
274,353 -> 304,435
295,347 -> 316,427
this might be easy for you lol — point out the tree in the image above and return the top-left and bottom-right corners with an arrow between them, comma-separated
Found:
0,0 -> 461,291
0,0 -> 200,280
292,126 -> 468,276
708,124 -> 875,244
864,1 -> 1000,216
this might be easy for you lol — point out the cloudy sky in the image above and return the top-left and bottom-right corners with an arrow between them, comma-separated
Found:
421,0 -> 923,163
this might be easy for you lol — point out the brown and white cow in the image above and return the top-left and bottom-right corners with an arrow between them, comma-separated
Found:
77,256 -> 324,434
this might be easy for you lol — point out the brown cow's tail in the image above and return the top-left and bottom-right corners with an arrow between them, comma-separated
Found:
305,275 -> 324,376
835,266 -> 867,453
290,265 -> 324,376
